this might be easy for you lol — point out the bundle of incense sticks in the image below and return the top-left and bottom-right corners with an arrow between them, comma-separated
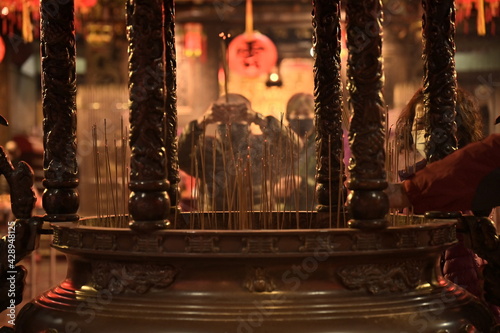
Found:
384,116 -> 421,226
91,118 -> 129,227
88,116 -> 353,230
182,117 -> 349,230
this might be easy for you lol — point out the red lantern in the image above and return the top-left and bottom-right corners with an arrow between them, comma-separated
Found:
227,31 -> 278,78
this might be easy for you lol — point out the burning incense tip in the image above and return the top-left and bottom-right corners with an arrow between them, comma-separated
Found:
219,32 -> 231,39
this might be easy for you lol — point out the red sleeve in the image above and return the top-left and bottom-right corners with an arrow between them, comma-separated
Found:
403,134 -> 500,214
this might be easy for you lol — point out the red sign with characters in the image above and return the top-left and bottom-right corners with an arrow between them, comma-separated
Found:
227,32 -> 278,78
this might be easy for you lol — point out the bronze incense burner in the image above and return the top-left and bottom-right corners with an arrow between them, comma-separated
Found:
15,215 -> 496,332
2,0 -> 498,332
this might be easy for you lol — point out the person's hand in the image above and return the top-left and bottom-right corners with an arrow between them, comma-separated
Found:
240,107 -> 268,127
225,103 -> 251,124
210,102 -> 251,124
197,105 -> 221,128
198,102 -> 261,126
211,103 -> 234,123
199,103 -> 246,126
238,107 -> 257,124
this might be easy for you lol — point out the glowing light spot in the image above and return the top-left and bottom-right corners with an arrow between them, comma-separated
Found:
269,73 -> 279,82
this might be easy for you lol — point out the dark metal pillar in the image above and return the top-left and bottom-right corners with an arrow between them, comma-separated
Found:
422,0 -> 458,162
127,0 -> 170,231
345,0 -> 388,229
164,0 -> 180,211
312,0 -> 346,220
40,0 -> 79,222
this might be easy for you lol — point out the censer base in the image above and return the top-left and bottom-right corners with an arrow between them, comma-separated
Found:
15,215 -> 496,333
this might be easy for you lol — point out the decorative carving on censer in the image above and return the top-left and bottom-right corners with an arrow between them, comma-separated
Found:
185,236 -> 220,253
0,126 -> 36,220
0,116 -> 43,313
429,224 -> 457,245
242,237 -> 278,253
244,267 -> 276,293
396,230 -> 420,248
337,259 -> 425,294
93,234 -> 117,251
352,233 -> 382,251
133,234 -> 163,252
66,230 -> 83,248
90,261 -> 177,294
299,234 -> 337,252
49,219 -> 459,255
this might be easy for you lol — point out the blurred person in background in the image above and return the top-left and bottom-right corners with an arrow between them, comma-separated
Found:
274,93 -> 316,211
178,93 -> 299,213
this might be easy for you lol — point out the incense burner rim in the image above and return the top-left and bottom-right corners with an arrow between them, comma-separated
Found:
52,219 -> 457,232
50,218 -> 458,258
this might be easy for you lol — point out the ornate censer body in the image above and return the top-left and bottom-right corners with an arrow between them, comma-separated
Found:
15,216 -> 496,333
5,0 -> 498,332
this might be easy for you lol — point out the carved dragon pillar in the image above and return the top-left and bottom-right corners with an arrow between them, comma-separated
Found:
312,0 -> 345,219
40,0 -> 79,222
127,0 -> 170,231
345,0 -> 388,229
164,0 -> 180,211
422,0 -> 458,162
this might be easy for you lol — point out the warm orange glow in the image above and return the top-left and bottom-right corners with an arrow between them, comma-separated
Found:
456,0 -> 500,35
0,36 -> 5,63
0,0 -> 97,41
184,23 -> 204,58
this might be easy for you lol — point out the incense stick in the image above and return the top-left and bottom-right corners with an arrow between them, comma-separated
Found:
92,124 -> 101,220
121,118 -> 127,225
212,132 -> 217,228
276,113 -> 284,228
328,134 -> 332,228
294,133 -> 300,229
219,32 -> 230,102
337,135 -> 343,228
104,119 -> 118,225
199,121 -> 208,228
114,138 -> 119,226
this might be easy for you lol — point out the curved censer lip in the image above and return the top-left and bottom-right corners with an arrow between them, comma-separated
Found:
72,212 -> 432,230
51,214 -> 458,259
